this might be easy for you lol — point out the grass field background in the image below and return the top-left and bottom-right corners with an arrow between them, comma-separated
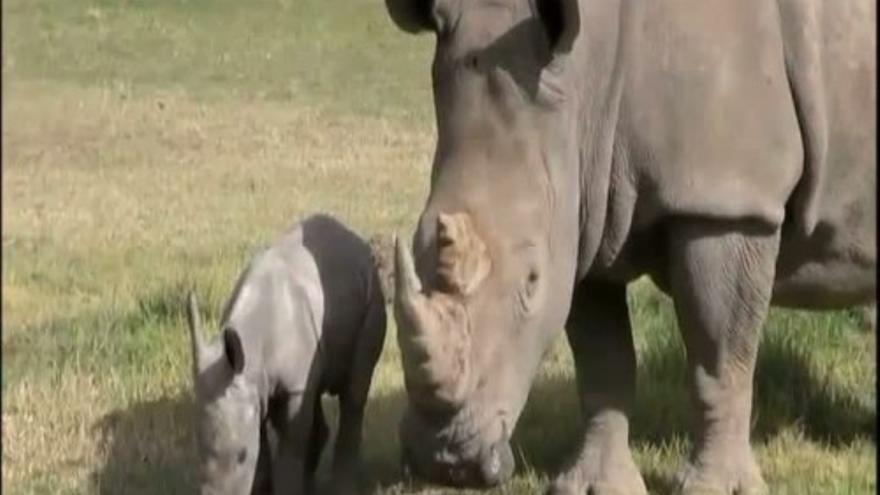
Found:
2,0 -> 875,493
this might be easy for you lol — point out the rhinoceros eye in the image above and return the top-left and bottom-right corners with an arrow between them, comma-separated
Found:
237,448 -> 247,464
525,269 -> 540,298
518,268 -> 541,317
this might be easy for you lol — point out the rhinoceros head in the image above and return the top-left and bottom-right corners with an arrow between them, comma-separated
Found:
387,0 -> 584,487
185,292 -> 263,495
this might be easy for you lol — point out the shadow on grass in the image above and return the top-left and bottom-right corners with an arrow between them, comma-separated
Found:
502,320 -> 875,494
91,394 -> 197,495
73,284 -> 872,494
750,330 -> 876,445
85,328 -> 874,495
4,284 -> 216,494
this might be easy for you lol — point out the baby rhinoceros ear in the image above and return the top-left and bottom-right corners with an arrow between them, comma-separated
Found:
435,212 -> 492,296
222,327 -> 245,375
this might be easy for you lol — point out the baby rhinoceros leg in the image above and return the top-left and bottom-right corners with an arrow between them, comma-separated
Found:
307,399 -> 329,481
271,393 -> 321,495
330,297 -> 387,495
330,395 -> 366,495
250,422 -> 278,494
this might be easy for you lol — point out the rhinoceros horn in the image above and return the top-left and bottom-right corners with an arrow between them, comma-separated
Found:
394,235 -> 473,410
186,291 -> 208,377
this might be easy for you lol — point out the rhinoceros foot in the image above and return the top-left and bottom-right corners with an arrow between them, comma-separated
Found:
547,443 -> 647,495
674,455 -> 767,495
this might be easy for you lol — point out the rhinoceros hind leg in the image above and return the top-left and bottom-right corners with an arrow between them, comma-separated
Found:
306,398 -> 328,478
668,219 -> 779,495
330,296 -> 386,495
549,281 -> 647,495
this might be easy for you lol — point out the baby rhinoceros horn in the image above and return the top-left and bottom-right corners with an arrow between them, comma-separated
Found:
393,235 -> 474,411
186,291 -> 208,377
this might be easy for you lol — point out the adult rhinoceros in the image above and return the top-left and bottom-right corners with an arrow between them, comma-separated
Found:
384,0 -> 876,493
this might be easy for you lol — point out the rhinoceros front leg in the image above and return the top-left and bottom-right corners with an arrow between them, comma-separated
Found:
668,219 -> 779,495
271,393 -> 316,495
549,280 -> 647,495
250,421 -> 277,495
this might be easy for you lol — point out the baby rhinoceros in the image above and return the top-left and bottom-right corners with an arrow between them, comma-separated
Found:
185,214 -> 387,495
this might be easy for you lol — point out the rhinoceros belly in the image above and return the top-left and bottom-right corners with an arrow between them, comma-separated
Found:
772,182 -> 876,309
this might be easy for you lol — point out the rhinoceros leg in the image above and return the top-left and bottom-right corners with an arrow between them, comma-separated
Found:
668,219 -> 779,495
250,422 -> 277,495
330,298 -> 386,494
329,396 -> 365,494
549,280 -> 647,495
306,398 -> 328,479
271,393 -> 315,495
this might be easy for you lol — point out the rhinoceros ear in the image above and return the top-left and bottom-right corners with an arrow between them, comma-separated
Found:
435,212 -> 491,296
222,327 -> 245,375
536,0 -> 580,54
385,0 -> 437,34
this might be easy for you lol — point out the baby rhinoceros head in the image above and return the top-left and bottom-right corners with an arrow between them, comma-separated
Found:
185,292 -> 264,495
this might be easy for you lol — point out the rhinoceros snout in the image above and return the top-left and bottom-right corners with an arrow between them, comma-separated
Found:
400,435 -> 514,487
479,439 -> 515,486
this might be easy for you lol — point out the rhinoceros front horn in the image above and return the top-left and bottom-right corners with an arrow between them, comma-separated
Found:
394,236 -> 472,411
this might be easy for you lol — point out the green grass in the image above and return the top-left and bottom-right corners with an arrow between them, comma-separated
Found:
2,0 -> 875,493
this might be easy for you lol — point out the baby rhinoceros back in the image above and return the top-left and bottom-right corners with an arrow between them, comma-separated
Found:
185,214 -> 387,495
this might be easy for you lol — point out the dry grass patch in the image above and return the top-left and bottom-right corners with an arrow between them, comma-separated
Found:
3,81 -> 432,331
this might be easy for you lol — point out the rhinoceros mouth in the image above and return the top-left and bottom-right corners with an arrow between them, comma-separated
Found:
401,438 -> 515,488
399,406 -> 515,488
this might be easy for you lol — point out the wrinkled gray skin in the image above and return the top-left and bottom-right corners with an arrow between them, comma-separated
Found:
186,214 -> 386,495
384,0 -> 876,492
